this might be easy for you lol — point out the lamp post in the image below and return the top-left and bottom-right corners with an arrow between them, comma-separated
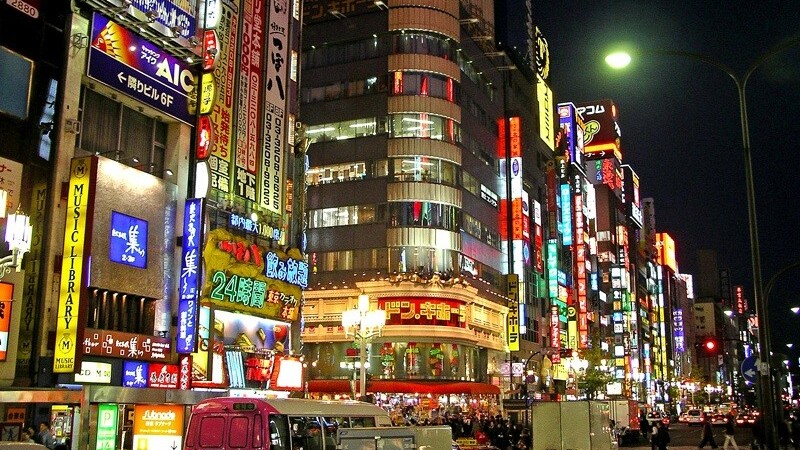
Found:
341,291 -> 386,400
0,204 -> 33,279
606,35 -> 800,450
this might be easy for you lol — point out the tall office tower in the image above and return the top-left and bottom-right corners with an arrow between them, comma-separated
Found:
300,0 -> 552,409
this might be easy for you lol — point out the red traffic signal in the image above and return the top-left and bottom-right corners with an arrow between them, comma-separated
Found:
701,338 -> 720,355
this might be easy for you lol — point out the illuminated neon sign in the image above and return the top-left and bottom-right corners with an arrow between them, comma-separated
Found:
177,198 -> 203,354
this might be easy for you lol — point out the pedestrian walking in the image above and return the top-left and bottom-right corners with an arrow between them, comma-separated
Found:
654,421 -> 671,450
699,414 -> 719,449
751,415 -> 764,450
790,415 -> 800,450
723,413 -> 739,450
641,412 -> 652,442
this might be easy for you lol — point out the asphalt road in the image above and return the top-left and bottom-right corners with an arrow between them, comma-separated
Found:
630,422 -> 756,448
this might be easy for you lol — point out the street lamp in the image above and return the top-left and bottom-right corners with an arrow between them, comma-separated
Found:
1,203 -> 33,279
791,307 -> 799,315
341,291 -> 386,399
606,35 -> 800,450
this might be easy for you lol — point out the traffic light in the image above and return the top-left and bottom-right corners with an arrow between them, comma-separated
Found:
700,337 -> 721,356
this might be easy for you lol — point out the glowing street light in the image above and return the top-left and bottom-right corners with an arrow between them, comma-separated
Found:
0,196 -> 33,279
342,291 -> 386,399
791,306 -> 799,314
605,37 -> 800,450
604,52 -> 632,69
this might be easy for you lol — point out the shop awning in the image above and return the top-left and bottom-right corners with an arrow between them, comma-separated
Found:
307,379 -> 500,396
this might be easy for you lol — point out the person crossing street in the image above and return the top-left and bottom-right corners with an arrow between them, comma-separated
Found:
723,413 -> 739,450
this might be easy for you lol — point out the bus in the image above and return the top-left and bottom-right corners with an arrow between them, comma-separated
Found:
183,397 -> 392,450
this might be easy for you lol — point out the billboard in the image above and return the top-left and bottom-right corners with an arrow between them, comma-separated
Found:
87,13 -> 195,124
109,211 -> 148,269
656,232 -> 677,272
0,284 -> 13,361
133,404 -> 184,450
234,0 -> 266,203
54,157 -> 97,373
537,75 -> 555,151
177,199 -> 204,354
207,2 -> 238,195
260,0 -> 291,214
506,275 -> 520,351
557,102 -> 585,170
576,99 -> 621,160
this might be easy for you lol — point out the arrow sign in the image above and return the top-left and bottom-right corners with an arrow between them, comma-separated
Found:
741,355 -> 757,384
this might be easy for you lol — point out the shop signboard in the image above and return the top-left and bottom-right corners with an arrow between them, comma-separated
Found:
74,361 -> 112,383
122,361 -> 149,388
109,211 -> 148,269
0,157 -> 23,215
148,363 -> 179,388
177,198 -> 204,354
127,0 -> 196,38
0,283 -> 13,361
54,156 -> 97,374
83,328 -> 170,362
96,404 -> 118,450
270,356 -> 303,391
133,404 -> 183,450
203,229 -> 305,321
259,0 -> 291,214
87,13 -> 195,124
506,274 -> 520,352
378,298 -> 466,328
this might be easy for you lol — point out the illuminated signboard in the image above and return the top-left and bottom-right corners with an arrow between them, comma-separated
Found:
87,14 -> 195,124
177,199 -> 204,354
148,363 -> 179,389
574,192 -> 588,349
74,361 -> 112,383
656,232 -> 677,272
533,200 -> 543,273
196,115 -> 213,160
673,308 -> 685,352
576,99 -> 621,160
229,212 -> 283,241
557,102 -> 585,170
506,274 -> 520,351
260,0 -> 291,215
214,309 -> 290,354
271,357 -> 304,391
97,404 -> 118,450
83,328 -> 171,362
0,283 -> 13,361
207,1 -> 237,197
536,75 -> 555,151
560,184 -> 572,245
133,404 -> 183,450
54,156 -> 96,373
735,285 -> 744,314
547,240 -> 558,299
127,0 -> 197,38
480,184 -> 499,208
233,0 -> 266,204
123,361 -> 149,388
550,305 -> 560,360
203,229 -> 305,321
109,211 -> 148,269
378,298 -> 466,328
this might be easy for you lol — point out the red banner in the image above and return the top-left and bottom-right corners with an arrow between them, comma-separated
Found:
379,298 -> 466,328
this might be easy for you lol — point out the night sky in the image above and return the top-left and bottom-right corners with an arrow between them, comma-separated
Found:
526,1 -> 800,351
